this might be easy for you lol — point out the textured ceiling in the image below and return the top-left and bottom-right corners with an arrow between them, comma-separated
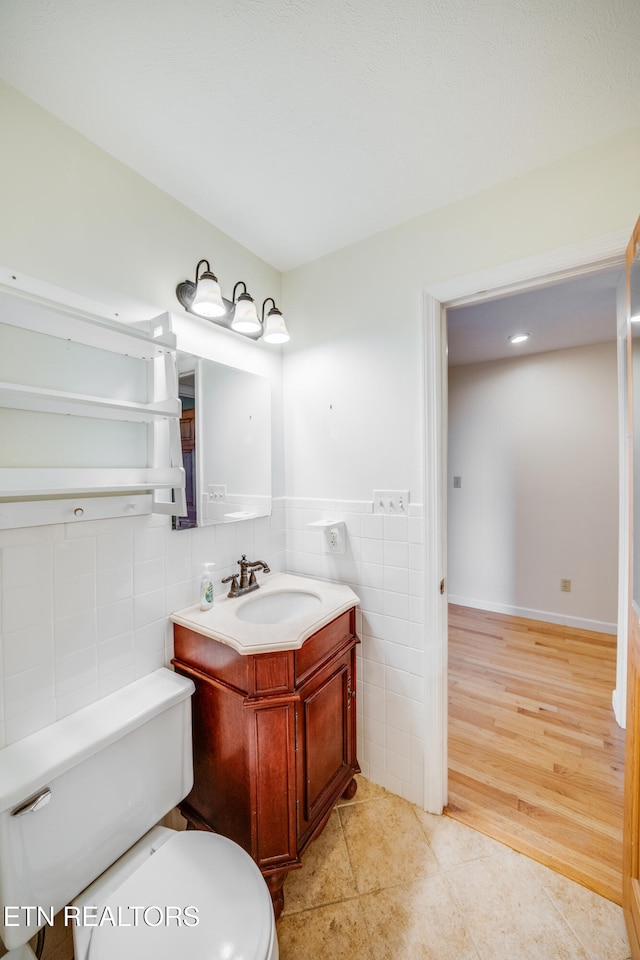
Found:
1,0 -> 639,270
447,266 -> 621,366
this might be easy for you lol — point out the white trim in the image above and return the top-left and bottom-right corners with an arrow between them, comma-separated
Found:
428,230 -> 628,306
613,688 -> 626,728
421,293 -> 448,814
614,272 -> 630,729
448,596 -> 617,636
422,230 -> 629,814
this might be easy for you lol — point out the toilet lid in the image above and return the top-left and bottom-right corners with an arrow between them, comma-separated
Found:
86,831 -> 274,960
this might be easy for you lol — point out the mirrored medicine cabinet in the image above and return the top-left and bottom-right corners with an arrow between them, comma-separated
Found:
174,355 -> 271,529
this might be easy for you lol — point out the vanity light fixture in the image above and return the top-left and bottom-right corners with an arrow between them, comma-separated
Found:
261,298 -> 290,344
508,333 -> 530,345
176,261 -> 289,343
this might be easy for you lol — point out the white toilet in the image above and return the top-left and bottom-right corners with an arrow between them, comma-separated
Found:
0,668 -> 278,960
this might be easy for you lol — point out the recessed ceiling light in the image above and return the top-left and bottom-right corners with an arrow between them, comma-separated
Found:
508,333 -> 530,345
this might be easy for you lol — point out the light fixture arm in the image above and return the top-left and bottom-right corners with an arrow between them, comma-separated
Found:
232,280 -> 249,302
195,259 -> 212,282
261,297 -> 277,321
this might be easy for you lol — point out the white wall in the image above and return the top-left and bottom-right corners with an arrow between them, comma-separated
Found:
282,127 -> 640,801
1,77 -> 640,804
447,342 -> 619,631
0,81 -> 287,749
0,81 -> 282,322
282,127 -> 640,503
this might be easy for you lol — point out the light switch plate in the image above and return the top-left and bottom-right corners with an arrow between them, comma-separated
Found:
372,490 -> 409,515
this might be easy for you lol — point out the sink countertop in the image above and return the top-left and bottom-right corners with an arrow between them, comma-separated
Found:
169,571 -> 360,655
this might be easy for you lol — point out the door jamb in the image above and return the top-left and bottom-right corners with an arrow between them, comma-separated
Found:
420,230 -> 629,814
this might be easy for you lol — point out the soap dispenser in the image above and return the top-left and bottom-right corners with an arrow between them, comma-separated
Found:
199,563 -> 215,610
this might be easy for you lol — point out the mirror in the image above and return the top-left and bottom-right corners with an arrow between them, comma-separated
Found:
174,357 -> 271,528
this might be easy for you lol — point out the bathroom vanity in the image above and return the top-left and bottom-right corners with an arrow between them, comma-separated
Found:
170,573 -> 360,916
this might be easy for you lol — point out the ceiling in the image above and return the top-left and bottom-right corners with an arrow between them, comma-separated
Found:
1,1 -> 639,271
447,265 -> 622,366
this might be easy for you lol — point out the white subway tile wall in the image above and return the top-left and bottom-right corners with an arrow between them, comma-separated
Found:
0,498 -> 287,748
284,497 -> 425,807
0,494 -> 426,807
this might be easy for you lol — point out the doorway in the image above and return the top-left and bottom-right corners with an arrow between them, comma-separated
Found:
446,269 -> 621,633
444,269 -> 625,902
420,232 -> 629,815
425,238 -> 623,908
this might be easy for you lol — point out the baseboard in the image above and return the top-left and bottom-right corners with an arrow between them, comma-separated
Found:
448,595 -> 617,636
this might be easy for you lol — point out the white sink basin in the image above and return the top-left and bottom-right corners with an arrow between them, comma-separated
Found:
170,572 -> 359,655
236,590 -> 322,624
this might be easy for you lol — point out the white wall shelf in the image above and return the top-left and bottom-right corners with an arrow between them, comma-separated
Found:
0,494 -> 154,530
0,381 -> 181,423
0,282 -> 176,357
0,283 -> 186,523
0,467 -> 184,498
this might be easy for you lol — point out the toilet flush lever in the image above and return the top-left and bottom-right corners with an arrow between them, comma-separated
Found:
11,787 -> 52,817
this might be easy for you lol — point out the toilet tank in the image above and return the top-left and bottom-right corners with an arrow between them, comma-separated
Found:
0,668 -> 195,951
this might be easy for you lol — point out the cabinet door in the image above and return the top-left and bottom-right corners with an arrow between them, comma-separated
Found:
250,701 -> 298,869
297,645 -> 356,846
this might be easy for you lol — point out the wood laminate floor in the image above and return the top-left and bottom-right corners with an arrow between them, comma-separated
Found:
447,604 -> 625,905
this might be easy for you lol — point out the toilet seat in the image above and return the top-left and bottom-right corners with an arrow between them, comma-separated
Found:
76,829 -> 276,960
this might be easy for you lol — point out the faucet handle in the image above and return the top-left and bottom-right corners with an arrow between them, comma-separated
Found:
222,573 -> 240,597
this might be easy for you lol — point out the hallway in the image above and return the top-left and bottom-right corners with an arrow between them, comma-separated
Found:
447,604 -> 625,904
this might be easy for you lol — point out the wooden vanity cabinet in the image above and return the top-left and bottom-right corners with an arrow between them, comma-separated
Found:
171,606 -> 360,916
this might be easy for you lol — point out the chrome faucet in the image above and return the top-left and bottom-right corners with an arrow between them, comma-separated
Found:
222,555 -> 271,597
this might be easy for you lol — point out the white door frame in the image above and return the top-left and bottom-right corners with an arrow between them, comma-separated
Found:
421,229 -> 629,814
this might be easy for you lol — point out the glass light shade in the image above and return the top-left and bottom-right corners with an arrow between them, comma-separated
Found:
263,308 -> 290,344
191,274 -> 226,318
231,295 -> 262,334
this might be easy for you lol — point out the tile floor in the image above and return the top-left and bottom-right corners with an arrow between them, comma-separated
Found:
7,776 -> 630,960
276,777 -> 631,960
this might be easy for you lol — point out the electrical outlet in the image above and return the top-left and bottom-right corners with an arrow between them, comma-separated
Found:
372,490 -> 409,515
326,525 -> 345,554
208,484 -> 226,500
453,476 -> 462,488
560,579 -> 571,593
